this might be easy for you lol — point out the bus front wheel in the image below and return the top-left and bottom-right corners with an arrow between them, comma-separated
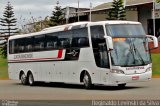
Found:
83,72 -> 92,89
28,73 -> 35,86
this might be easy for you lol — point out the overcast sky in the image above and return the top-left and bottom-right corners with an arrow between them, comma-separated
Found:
0,0 -> 112,27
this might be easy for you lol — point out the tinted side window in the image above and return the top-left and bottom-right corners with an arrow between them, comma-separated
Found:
25,37 -> 34,52
91,26 -> 109,68
58,31 -> 72,49
71,28 -> 89,48
14,38 -> 25,53
9,40 -> 14,54
91,26 -> 104,39
46,33 -> 58,50
91,26 -> 105,48
34,35 -> 45,51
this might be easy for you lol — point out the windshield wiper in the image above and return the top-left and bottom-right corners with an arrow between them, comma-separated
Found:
128,38 -> 137,65
132,41 -> 146,65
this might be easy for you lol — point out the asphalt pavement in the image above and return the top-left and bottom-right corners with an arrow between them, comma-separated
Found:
0,78 -> 160,106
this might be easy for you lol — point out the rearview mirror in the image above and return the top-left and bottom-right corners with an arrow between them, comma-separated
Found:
146,35 -> 158,48
104,36 -> 113,50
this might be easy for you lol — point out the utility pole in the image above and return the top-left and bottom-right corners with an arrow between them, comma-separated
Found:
90,1 -> 92,21
78,0 -> 80,22
153,0 -> 156,36
66,6 -> 69,24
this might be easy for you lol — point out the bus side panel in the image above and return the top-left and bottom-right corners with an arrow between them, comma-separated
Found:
72,48 -> 102,84
8,63 -> 21,80
8,62 -> 40,81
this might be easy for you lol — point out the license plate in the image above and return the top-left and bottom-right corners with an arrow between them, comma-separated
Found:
132,76 -> 139,80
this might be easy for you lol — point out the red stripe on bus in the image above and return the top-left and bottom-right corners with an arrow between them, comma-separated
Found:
57,49 -> 63,58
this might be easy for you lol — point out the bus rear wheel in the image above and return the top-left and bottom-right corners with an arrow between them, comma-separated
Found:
28,73 -> 35,86
20,73 -> 27,85
83,72 -> 92,89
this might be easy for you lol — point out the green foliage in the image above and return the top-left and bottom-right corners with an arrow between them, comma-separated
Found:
107,0 -> 126,20
0,2 -> 18,58
0,2 -> 18,37
0,53 -> 8,78
0,44 -> 7,58
49,3 -> 65,26
151,54 -> 160,75
19,16 -> 51,34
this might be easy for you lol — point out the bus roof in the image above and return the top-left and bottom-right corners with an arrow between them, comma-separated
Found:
9,21 -> 141,40
94,20 -> 141,25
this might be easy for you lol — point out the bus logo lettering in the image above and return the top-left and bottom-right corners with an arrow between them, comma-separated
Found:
14,53 -> 33,59
67,50 -> 78,56
126,67 -> 144,70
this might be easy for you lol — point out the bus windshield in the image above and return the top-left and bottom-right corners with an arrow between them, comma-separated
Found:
106,24 -> 146,37
105,24 -> 151,67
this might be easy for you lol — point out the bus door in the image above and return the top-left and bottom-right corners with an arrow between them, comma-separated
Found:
98,43 -> 110,84
91,25 -> 110,84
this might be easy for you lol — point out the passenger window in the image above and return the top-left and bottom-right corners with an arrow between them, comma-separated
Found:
25,37 -> 33,52
91,26 -> 104,39
46,33 -> 58,50
9,40 -> 15,54
14,39 -> 19,53
14,38 -> 25,53
72,28 -> 89,48
34,35 -> 45,51
58,31 -> 72,49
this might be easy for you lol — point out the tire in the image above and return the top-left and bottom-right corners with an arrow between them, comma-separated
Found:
83,72 -> 92,89
118,83 -> 126,88
20,73 -> 28,85
28,73 -> 35,86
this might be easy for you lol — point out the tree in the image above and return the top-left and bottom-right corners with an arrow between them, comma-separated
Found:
107,0 -> 126,20
0,2 -> 18,58
49,1 -> 65,26
0,2 -> 18,38
19,16 -> 51,34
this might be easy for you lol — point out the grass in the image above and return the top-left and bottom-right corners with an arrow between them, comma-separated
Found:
151,54 -> 160,76
0,53 -> 159,79
0,55 -> 8,79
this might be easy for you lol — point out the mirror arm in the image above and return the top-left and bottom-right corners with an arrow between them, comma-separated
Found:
104,35 -> 113,51
146,35 -> 158,49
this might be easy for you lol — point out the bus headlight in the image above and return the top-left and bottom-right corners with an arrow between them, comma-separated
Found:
111,69 -> 125,74
146,67 -> 152,72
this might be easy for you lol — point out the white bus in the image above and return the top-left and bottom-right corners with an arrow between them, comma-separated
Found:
8,21 -> 158,89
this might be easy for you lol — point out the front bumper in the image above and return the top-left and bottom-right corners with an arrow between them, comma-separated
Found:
108,71 -> 152,85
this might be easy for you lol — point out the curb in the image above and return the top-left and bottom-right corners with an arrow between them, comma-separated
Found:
152,75 -> 160,78
0,78 -> 9,80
